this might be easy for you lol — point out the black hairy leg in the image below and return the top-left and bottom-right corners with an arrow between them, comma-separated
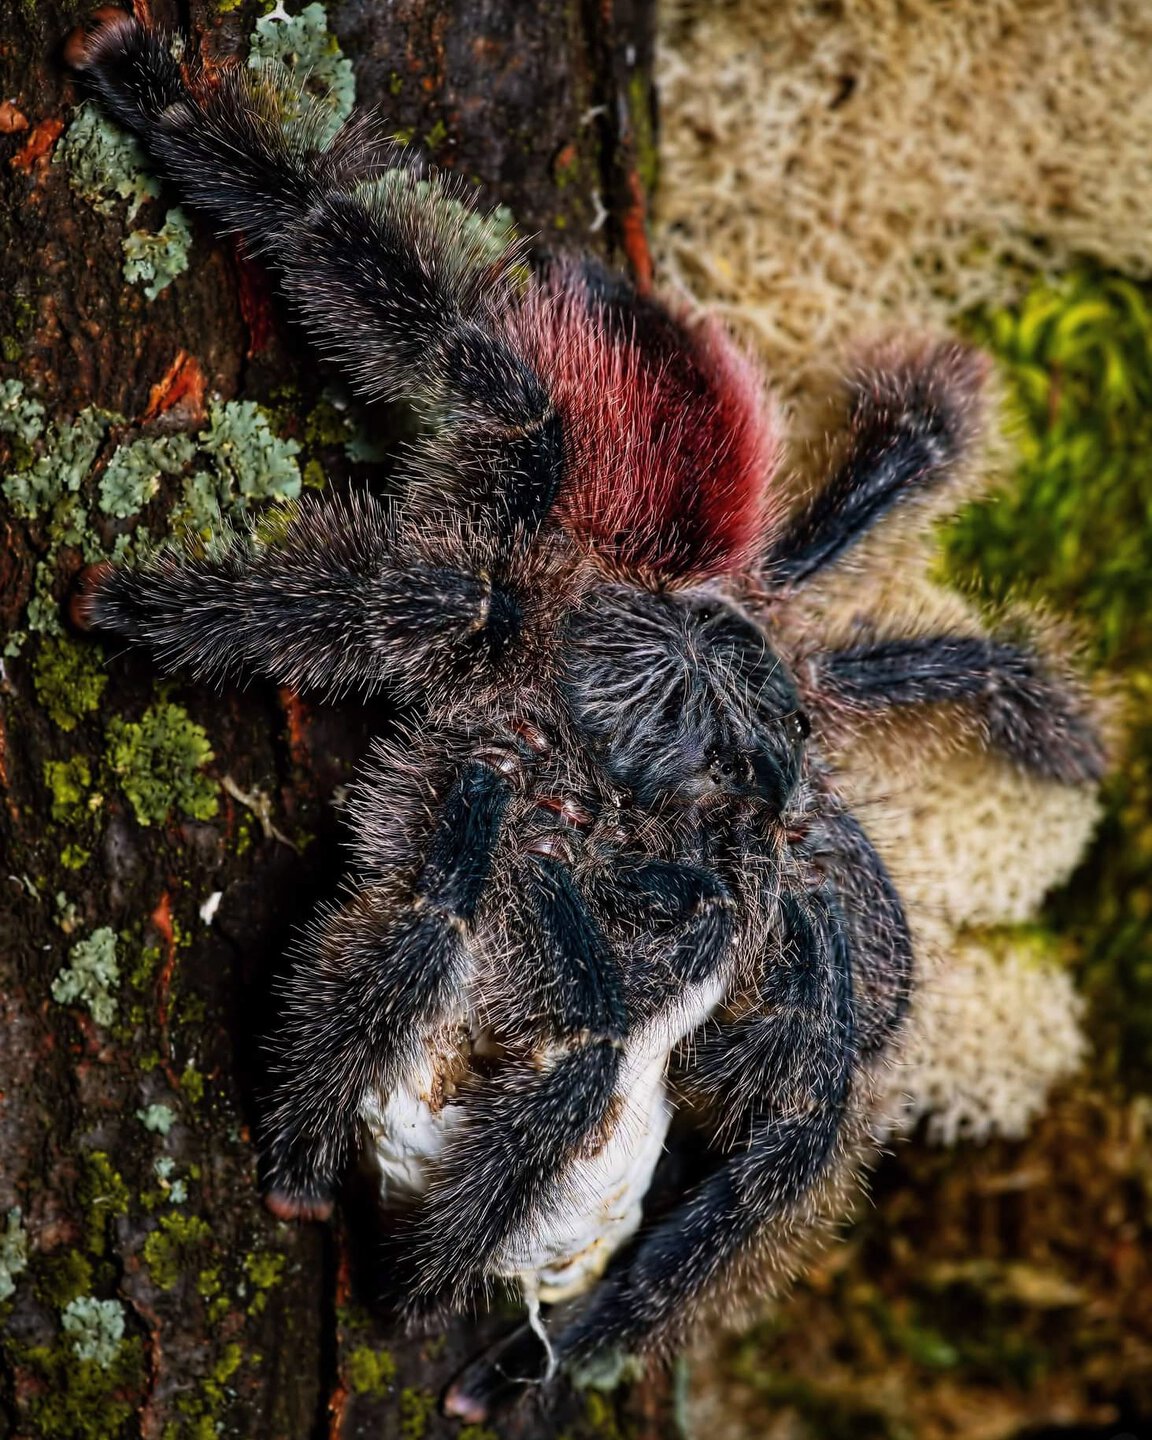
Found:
804,806 -> 913,1059
764,341 -> 988,585
264,756 -> 513,1215
72,493 -> 529,702
551,888 -> 857,1362
67,11 -> 564,544
410,854 -> 628,1300
811,632 -> 1106,784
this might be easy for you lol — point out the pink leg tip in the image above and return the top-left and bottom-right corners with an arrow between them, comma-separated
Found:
263,1189 -> 334,1223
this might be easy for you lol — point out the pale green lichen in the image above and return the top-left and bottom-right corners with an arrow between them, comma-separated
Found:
52,927 -> 119,1027
105,702 -> 218,828
61,1296 -> 126,1370
2,407 -> 107,518
55,102 -> 161,220
0,1209 -> 29,1303
198,398 -> 302,507
138,1104 -> 176,1136
32,635 -> 108,732
167,413 -> 303,534
99,432 -> 197,519
0,378 -> 45,443
153,1158 -> 187,1206
122,207 -> 193,300
249,2 -> 356,146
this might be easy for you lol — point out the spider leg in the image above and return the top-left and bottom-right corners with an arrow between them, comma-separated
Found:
551,887 -> 856,1361
72,492 -> 524,701
810,632 -> 1105,783
413,853 -> 738,1308
764,341 -> 987,586
410,854 -> 627,1298
263,756 -> 513,1214
595,860 -> 738,1027
67,13 -> 563,542
805,807 -> 913,1060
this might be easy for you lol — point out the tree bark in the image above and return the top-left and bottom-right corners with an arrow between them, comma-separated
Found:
0,2 -> 670,1437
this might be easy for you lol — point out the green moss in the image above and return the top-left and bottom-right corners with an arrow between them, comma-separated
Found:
78,1152 -> 130,1258
142,1213 -> 213,1290
583,1391 -> 627,1440
32,635 -> 108,731
52,926 -> 119,1027
180,1063 -> 206,1104
302,395 -> 353,446
36,1250 -> 94,1310
244,1250 -> 286,1291
345,1343 -> 397,1396
122,206 -> 193,300
248,2 -> 356,145
0,1209 -> 28,1302
54,100 -> 160,220
105,701 -> 219,827
43,755 -> 93,824
0,377 -> 45,443
13,1334 -> 145,1439
196,1266 -> 221,1301
627,71 -> 659,196
943,269 -> 1152,1087
945,272 -> 1152,666
60,844 -> 91,870
458,1427 -> 501,1440
398,1386 -> 436,1440
99,431 -> 196,518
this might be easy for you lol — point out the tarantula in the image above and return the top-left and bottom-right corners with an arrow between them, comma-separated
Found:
67,8 -> 1103,1418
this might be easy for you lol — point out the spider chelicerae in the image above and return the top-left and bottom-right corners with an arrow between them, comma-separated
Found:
66,8 -> 1103,1417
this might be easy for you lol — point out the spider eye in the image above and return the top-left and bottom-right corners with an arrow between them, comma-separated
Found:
783,711 -> 811,744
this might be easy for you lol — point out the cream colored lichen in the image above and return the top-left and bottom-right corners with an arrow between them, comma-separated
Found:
656,0 -> 1116,1144
656,0 -> 1152,399
882,927 -> 1090,1145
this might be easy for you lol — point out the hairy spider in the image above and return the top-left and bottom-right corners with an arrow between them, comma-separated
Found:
67,8 -> 1104,1418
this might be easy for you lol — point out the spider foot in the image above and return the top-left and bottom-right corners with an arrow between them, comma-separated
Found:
263,1188 -> 334,1224
68,561 -> 114,632
442,1322 -> 550,1423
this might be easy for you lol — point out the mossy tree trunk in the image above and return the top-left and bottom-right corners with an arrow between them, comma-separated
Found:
0,2 -> 670,1436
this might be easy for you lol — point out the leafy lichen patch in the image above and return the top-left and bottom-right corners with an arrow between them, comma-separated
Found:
0,1209 -> 29,1302
138,1103 -> 176,1136
122,207 -> 193,300
61,1296 -> 126,1369
52,926 -> 119,1027
32,635 -> 108,732
198,398 -> 302,507
98,432 -> 197,519
0,377 -> 45,444
2,407 -> 107,519
249,2 -> 356,145
105,701 -> 218,827
54,101 -> 160,220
